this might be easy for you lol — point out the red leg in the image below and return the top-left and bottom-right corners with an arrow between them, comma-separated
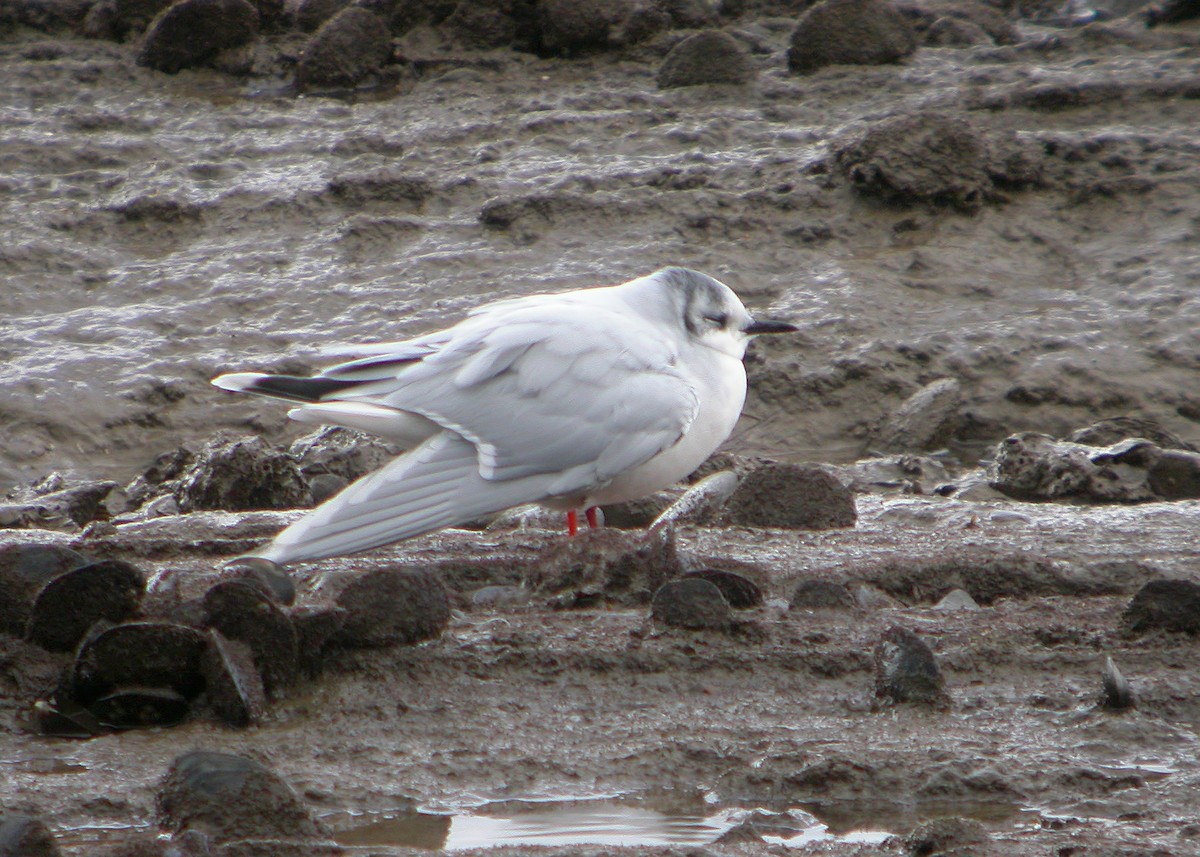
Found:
567,509 -> 578,536
585,506 -> 600,529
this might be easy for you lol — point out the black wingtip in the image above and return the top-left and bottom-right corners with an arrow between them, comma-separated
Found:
244,374 -> 362,403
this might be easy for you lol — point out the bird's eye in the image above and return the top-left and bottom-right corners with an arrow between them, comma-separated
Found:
703,313 -> 729,327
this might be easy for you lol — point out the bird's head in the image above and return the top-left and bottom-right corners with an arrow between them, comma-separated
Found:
638,267 -> 797,359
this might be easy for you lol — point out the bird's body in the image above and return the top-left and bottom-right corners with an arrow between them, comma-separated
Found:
212,267 -> 795,564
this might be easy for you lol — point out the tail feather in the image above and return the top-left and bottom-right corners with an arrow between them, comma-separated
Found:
251,432 -> 553,564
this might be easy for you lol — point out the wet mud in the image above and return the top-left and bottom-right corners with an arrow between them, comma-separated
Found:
4,0 -> 1200,854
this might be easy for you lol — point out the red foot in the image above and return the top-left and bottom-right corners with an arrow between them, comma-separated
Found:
586,506 -> 600,529
567,510 -> 578,536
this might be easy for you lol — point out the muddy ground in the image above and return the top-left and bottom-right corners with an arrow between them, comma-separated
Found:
4,0 -> 1200,854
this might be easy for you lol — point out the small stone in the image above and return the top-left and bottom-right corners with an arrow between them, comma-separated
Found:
1148,449 -> 1200,500
656,30 -> 755,89
0,815 -> 62,857
924,14 -> 989,45
288,425 -> 399,483
720,461 -> 856,530
471,585 -> 531,609
855,584 -> 902,610
66,621 -> 209,707
527,527 -> 683,606
787,0 -> 918,74
903,816 -> 987,855
875,378 -> 963,453
1100,655 -> 1135,710
874,625 -> 949,705
1124,579 -> 1200,635
25,559 -> 146,652
222,557 -> 296,606
682,569 -> 762,608
203,630 -> 267,727
330,567 -> 451,648
295,6 -> 392,91
137,0 -> 260,73
1069,416 -> 1196,451
290,604 -> 347,677
537,0 -> 628,54
203,581 -> 299,697
651,578 -> 733,631
0,544 -> 91,637
790,579 -> 856,610
156,751 -> 325,842
933,588 -> 979,611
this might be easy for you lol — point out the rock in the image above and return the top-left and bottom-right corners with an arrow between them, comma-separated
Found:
137,0 -> 260,74
830,455 -> 951,496
790,579 -> 856,610
1124,579 -> 1200,635
26,559 -> 146,652
924,14 -> 990,45
65,621 -> 209,707
682,569 -> 762,608
471,584 -> 531,609
988,433 -> 1200,503
125,446 -> 193,510
0,815 -> 62,857
1100,655 -> 1135,710
874,625 -> 949,705
174,434 -> 310,513
903,816 -> 987,855
649,470 -> 738,530
202,581 -> 299,697
537,0 -> 630,54
787,0 -> 918,74
328,567 -> 450,647
651,578 -> 733,631
833,111 -> 993,209
1146,0 -> 1200,26
4,477 -> 122,528
1069,416 -> 1197,452
933,588 -> 979,611
295,6 -> 393,91
290,604 -> 347,676
290,0 -> 349,30
203,630 -> 267,727
443,0 -> 521,49
221,557 -> 296,606
875,378 -> 963,453
0,544 -> 91,636
526,527 -> 683,607
656,29 -> 755,88
288,425 -> 399,483
719,461 -> 856,530
896,0 -> 1018,46
89,686 -> 191,729
156,750 -> 325,842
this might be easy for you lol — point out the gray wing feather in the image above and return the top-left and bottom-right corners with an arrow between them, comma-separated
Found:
253,432 -> 557,564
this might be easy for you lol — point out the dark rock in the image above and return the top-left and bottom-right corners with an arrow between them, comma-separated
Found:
1124,579 -> 1200,635
903,816 -> 987,855
174,434 -> 310,513
388,0 -> 458,33
290,604 -> 347,675
787,0 -> 918,74
656,29 -> 755,88
663,0 -> 718,28
527,527 -> 683,606
222,557 -> 296,606
1100,655 -> 1135,710
156,750 -> 325,842
203,581 -> 299,697
1069,416 -> 1197,452
66,621 -> 208,706
295,6 -> 392,91
651,578 -> 733,630
26,559 -> 146,652
0,815 -> 62,857
896,0 -> 1017,46
1148,449 -> 1200,500
875,378 -> 963,453
1146,0 -> 1200,26
833,111 -> 992,209
720,461 -> 856,530
924,14 -> 990,45
0,0 -> 91,30
125,446 -> 193,510
289,425 -> 399,484
291,0 -> 349,30
790,579 -> 856,610
89,686 -> 191,729
329,567 -> 450,647
537,0 -> 629,54
306,473 -> 348,505
0,544 -> 90,636
137,0 -> 260,74
443,0 -> 519,48
682,569 -> 763,608
203,630 -> 267,727
874,625 -> 948,705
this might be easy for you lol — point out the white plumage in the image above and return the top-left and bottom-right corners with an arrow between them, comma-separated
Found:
212,267 -> 795,564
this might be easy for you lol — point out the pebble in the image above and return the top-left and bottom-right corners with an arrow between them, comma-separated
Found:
295,6 -> 393,91
221,556 -> 296,606
202,580 -> 300,697
173,434 -> 310,513
720,461 -> 856,530
651,578 -> 733,631
1124,578 -> 1200,635
329,567 -> 451,647
789,579 -> 856,611
787,0 -> 918,74
874,377 -> 963,453
65,621 -> 208,709
933,588 -> 979,611
656,30 -> 755,89
527,527 -> 682,607
137,0 -> 260,73
682,569 -> 762,608
874,625 -> 949,705
202,630 -> 266,727
903,816 -> 987,855
26,559 -> 146,652
0,544 -> 91,637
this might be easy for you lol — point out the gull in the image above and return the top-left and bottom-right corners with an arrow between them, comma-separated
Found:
212,267 -> 796,564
